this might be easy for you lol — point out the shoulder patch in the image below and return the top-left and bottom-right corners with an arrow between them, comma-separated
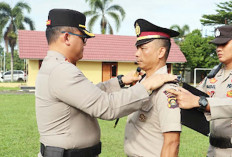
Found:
168,96 -> 178,109
164,90 -> 179,109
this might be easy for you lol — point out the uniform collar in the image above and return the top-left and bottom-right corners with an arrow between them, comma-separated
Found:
151,65 -> 168,75
47,50 -> 66,60
143,65 -> 168,80
216,66 -> 232,82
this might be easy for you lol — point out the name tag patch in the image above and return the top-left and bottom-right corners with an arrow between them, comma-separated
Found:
206,85 -> 215,89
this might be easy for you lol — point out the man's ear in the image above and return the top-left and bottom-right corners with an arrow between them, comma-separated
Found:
62,32 -> 71,46
158,47 -> 166,59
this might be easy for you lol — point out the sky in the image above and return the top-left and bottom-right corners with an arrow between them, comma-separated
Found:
2,0 -> 230,37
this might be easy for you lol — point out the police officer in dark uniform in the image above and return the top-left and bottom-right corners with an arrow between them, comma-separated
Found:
36,9 -> 178,157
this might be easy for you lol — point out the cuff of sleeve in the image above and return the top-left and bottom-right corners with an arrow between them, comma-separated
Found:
161,123 -> 182,133
204,112 -> 211,121
207,98 -> 221,120
133,83 -> 149,98
108,77 -> 122,91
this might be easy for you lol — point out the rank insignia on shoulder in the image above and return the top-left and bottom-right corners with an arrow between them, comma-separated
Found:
227,90 -> 232,97
209,78 -> 217,84
168,96 -> 179,109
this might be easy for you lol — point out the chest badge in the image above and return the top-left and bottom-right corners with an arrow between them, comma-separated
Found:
227,90 -> 232,97
210,78 -> 217,84
139,113 -> 146,122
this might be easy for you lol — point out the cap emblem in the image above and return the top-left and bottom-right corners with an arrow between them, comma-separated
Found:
215,29 -> 220,37
135,23 -> 141,36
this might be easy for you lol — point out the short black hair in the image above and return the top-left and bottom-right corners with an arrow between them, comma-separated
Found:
155,39 -> 171,59
45,26 -> 78,45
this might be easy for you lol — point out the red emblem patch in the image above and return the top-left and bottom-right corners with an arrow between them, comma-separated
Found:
207,91 -> 215,97
227,90 -> 232,97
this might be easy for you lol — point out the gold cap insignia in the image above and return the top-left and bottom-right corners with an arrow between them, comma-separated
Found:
135,23 -> 141,37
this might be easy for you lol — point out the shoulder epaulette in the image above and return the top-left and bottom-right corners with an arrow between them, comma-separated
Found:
207,63 -> 222,79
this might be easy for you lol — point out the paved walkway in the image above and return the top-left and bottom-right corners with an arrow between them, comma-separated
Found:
0,90 -> 35,95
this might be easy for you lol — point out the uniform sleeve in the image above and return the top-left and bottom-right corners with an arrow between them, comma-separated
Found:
49,63 -> 149,120
95,78 -> 121,93
196,77 -> 212,121
156,84 -> 181,133
207,98 -> 232,120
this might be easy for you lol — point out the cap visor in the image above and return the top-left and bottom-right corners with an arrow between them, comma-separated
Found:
209,38 -> 231,45
79,28 -> 95,38
135,39 -> 155,46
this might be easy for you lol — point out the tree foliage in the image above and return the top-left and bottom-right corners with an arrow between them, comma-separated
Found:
173,29 -> 219,75
170,24 -> 190,38
201,1 -> 232,25
0,1 -> 34,81
84,0 -> 125,34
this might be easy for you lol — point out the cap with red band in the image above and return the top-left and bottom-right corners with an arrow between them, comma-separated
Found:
134,19 -> 179,46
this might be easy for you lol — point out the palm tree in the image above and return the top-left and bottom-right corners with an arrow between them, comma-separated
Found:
84,0 -> 125,34
0,1 -> 34,82
170,24 -> 190,39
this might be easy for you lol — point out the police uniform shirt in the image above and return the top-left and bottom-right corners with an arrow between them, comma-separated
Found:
124,66 -> 181,157
197,67 -> 232,156
35,50 -> 150,149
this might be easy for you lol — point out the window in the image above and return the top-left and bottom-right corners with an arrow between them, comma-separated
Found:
111,65 -> 117,77
5,71 -> 10,75
102,62 -> 118,82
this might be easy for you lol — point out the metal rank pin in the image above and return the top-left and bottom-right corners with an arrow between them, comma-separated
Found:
139,113 -> 146,122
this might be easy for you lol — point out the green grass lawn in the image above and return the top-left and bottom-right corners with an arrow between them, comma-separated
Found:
0,93 -> 209,157
0,87 -> 20,91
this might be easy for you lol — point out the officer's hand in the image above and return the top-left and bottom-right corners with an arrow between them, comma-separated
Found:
166,87 -> 200,109
141,74 -> 177,91
122,70 -> 145,85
